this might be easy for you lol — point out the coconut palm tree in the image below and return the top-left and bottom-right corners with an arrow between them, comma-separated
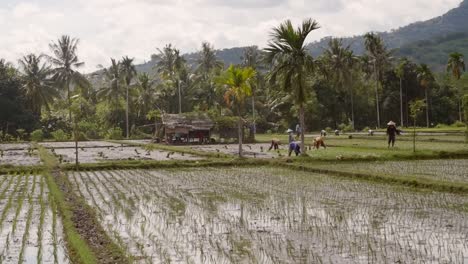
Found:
265,18 -> 320,154
194,42 -> 224,109
121,56 -> 137,138
241,46 -> 264,140
98,58 -> 123,105
18,54 -> 57,117
47,35 -> 88,120
323,38 -> 357,129
364,32 -> 391,128
416,64 -> 434,128
395,58 -> 410,127
217,65 -> 256,157
447,52 -> 466,122
154,44 -> 186,113
135,73 -> 155,118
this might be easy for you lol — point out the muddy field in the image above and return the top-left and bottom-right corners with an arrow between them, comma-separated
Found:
315,159 -> 468,183
187,143 -> 282,158
69,167 -> 468,263
0,143 -> 41,166
39,141 -> 123,148
51,146 -> 200,164
0,174 -> 69,263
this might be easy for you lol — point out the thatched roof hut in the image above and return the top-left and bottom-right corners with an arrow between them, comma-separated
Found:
162,113 -> 214,144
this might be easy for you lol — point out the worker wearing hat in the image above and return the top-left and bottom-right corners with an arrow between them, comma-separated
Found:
386,121 -> 400,148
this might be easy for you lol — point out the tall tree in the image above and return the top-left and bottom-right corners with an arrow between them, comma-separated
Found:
395,58 -> 410,127
364,32 -> 391,128
155,44 -> 186,113
18,54 -> 57,117
323,38 -> 357,128
217,65 -> 256,157
194,42 -> 224,109
416,64 -> 434,127
121,56 -> 137,138
241,46 -> 264,139
135,73 -> 155,118
47,35 -> 88,120
447,52 -> 466,122
98,58 -> 123,105
265,18 -> 319,154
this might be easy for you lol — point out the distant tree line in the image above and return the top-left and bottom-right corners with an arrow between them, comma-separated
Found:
0,18 -> 467,144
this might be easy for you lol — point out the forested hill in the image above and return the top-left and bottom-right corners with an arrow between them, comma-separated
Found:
307,0 -> 468,68
130,0 -> 468,74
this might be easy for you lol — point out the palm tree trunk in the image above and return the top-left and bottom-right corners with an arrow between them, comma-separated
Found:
67,79 -> 72,120
126,84 -> 129,138
374,62 -> 381,128
238,116 -> 243,158
251,95 -> 256,141
405,85 -> 409,128
413,119 -> 416,152
459,99 -> 463,123
348,76 -> 355,130
425,88 -> 429,128
400,77 -> 404,127
299,104 -> 306,155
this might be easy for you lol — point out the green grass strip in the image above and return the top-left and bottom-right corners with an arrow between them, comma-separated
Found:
38,146 -> 97,264
36,144 -> 130,264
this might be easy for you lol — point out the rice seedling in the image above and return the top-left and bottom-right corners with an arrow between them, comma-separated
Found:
68,167 -> 468,263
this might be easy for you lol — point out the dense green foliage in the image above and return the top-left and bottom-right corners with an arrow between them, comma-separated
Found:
1,14 -> 467,141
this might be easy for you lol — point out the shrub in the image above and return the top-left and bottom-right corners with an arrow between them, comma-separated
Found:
343,124 -> 354,132
30,129 -> 44,142
78,121 -> 101,139
16,129 -> 26,141
338,123 -> 347,131
3,133 -> 13,142
362,126 -> 370,132
325,127 -> 332,133
106,127 -> 123,140
435,123 -> 448,128
451,121 -> 465,127
51,129 -> 70,141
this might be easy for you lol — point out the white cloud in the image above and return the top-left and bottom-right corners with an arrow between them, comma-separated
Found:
0,0 -> 463,72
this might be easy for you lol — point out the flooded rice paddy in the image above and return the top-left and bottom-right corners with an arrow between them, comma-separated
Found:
51,146 -> 200,164
70,167 -> 468,263
0,143 -> 40,166
187,144 -> 280,158
315,159 -> 468,184
0,174 -> 69,263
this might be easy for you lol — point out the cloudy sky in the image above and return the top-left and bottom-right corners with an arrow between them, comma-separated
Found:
0,0 -> 462,72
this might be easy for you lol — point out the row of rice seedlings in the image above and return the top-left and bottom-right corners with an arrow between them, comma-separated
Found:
48,181 -> 60,264
76,171 -> 136,258
157,167 -> 468,263
11,174 -> 31,236
97,171 -> 149,260
0,174 -> 21,263
36,176 -> 45,263
104,170 -> 179,262
18,175 -> 37,263
124,170 -> 243,262
103,170 -> 196,262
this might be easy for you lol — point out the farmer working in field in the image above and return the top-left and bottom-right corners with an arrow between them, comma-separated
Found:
288,141 -> 301,156
269,138 -> 280,151
386,121 -> 400,148
313,136 -> 326,149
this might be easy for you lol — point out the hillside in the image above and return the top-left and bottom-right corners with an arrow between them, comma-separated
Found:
97,0 -> 468,78
394,32 -> 468,71
307,0 -> 468,69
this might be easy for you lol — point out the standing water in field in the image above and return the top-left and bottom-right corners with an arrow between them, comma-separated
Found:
70,168 -> 468,263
